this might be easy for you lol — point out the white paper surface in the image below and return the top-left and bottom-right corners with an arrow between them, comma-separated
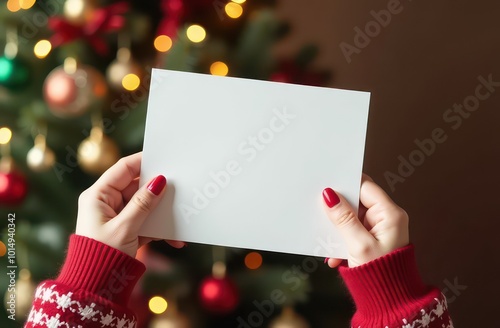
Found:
140,69 -> 370,258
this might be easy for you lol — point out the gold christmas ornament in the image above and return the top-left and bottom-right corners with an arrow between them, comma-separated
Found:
149,303 -> 191,328
106,47 -> 143,92
269,307 -> 310,328
77,126 -> 120,175
4,269 -> 36,320
149,314 -> 190,328
27,134 -> 55,172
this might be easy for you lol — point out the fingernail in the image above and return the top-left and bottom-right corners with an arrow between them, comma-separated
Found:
323,188 -> 340,208
324,257 -> 329,264
148,175 -> 167,195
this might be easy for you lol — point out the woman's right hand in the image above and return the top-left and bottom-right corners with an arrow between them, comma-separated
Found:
322,174 -> 409,268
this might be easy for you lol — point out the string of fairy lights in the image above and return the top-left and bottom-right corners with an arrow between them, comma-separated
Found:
1,0 -> 248,174
6,0 -> 246,91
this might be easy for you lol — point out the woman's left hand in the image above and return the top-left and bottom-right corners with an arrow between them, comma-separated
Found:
75,152 -> 185,258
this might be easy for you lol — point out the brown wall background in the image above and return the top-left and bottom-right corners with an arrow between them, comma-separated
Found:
274,0 -> 500,326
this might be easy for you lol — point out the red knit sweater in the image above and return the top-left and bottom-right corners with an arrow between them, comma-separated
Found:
24,235 -> 452,327
338,245 -> 453,327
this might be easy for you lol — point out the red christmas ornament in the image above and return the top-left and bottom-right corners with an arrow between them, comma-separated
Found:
0,169 -> 28,206
199,276 -> 239,315
43,68 -> 77,107
43,62 -> 108,117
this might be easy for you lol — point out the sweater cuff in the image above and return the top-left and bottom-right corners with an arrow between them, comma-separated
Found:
339,244 -> 439,325
57,234 -> 146,307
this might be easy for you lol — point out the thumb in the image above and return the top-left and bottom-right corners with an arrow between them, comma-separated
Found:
117,175 -> 167,230
322,188 -> 374,250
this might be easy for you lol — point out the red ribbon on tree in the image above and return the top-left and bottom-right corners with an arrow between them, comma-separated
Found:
49,2 -> 129,56
156,0 -> 184,39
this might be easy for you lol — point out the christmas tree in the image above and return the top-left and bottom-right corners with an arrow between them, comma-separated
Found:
0,1 -> 351,327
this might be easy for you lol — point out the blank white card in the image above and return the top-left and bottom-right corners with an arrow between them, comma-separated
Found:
140,69 -> 370,258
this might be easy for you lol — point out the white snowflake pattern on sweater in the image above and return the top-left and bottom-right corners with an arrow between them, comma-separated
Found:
26,282 -> 137,328
354,294 -> 453,328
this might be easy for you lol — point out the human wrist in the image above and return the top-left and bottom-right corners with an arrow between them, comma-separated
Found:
339,244 -> 441,326
348,239 -> 410,268
56,234 -> 145,306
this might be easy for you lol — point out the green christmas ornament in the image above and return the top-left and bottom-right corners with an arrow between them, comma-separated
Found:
0,55 -> 30,90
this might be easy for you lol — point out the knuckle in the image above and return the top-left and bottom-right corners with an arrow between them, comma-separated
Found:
399,207 -> 409,222
117,157 -> 135,176
335,209 -> 357,229
391,206 -> 409,225
356,242 -> 374,258
132,193 -> 152,213
116,157 -> 127,166
78,189 -> 90,205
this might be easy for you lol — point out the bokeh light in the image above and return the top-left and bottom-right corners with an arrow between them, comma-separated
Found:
225,2 -> 243,19
121,74 -> 140,91
0,175 -> 8,194
34,40 -> 52,59
148,296 -> 168,314
154,35 -> 173,52
210,61 -> 229,76
63,57 -> 77,74
186,25 -> 206,43
6,0 -> 21,12
232,0 -> 246,3
64,0 -> 85,20
0,241 -> 6,257
201,280 -> 220,300
0,58 -> 14,82
0,127 -> 13,145
244,252 -> 263,270
19,0 -> 36,10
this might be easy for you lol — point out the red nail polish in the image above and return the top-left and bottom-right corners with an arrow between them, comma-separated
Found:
324,257 -> 329,264
148,175 -> 167,195
323,188 -> 340,208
